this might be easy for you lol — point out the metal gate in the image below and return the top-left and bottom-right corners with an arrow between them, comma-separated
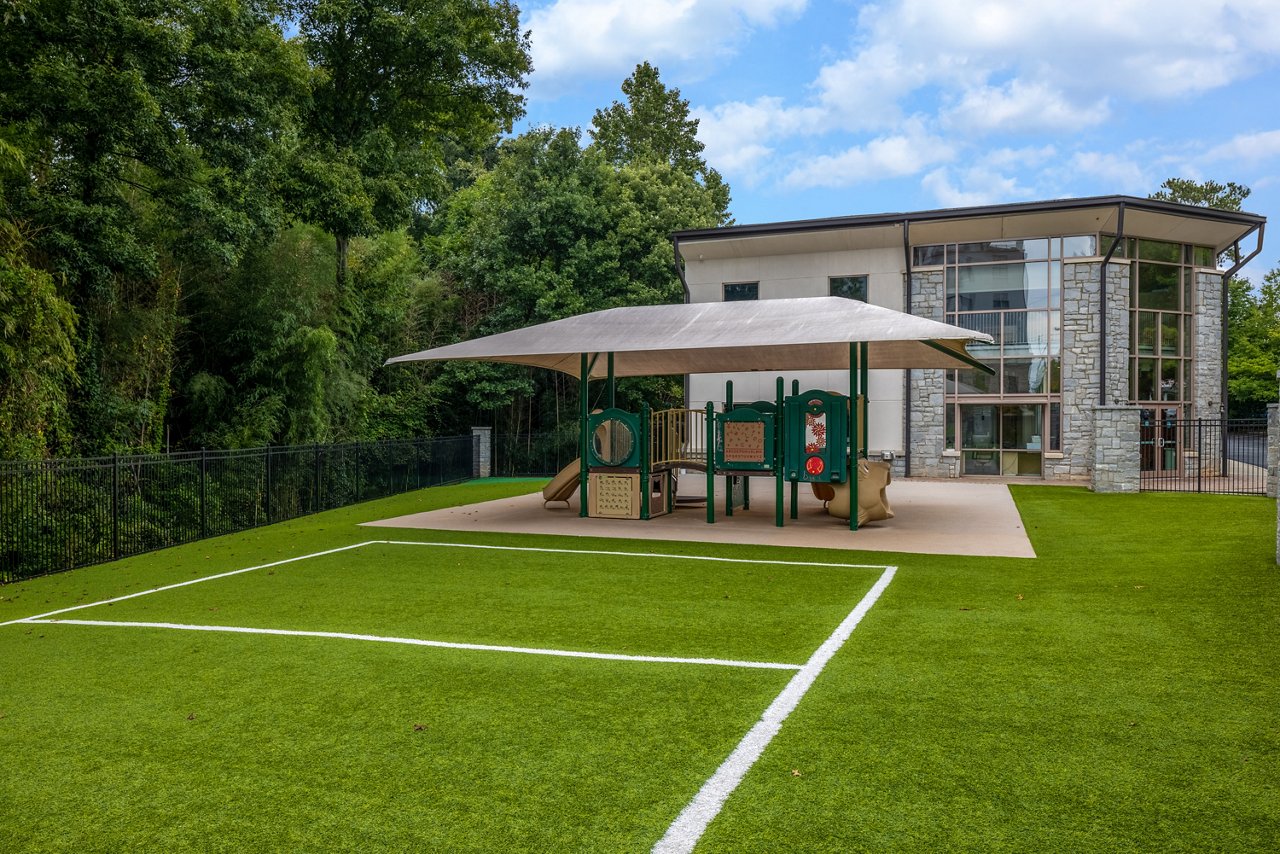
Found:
1139,414 -> 1268,495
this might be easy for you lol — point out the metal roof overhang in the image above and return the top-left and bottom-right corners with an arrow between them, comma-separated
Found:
386,297 -> 995,377
674,195 -> 1265,261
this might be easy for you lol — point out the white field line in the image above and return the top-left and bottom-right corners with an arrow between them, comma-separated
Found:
1,539 -> 887,630
22,619 -> 803,671
0,542 -> 379,629
652,565 -> 898,854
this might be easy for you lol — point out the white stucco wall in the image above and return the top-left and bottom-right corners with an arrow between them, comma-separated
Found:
683,246 -> 908,454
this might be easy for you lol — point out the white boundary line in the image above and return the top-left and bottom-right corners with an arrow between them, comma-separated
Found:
0,539 -> 888,629
22,619 -> 803,671
652,565 -> 897,854
0,542 -> 377,628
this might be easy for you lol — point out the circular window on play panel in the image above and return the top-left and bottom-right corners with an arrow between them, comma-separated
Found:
592,418 -> 635,466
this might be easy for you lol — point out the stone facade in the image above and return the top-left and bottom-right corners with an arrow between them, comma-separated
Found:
1091,406 -> 1142,493
1055,262 -> 1129,481
472,426 -> 492,478
907,269 -> 949,476
1192,270 -> 1225,419
1268,400 -> 1278,500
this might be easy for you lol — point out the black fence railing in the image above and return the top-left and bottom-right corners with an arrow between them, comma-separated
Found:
1139,417 -> 1269,495
0,436 -> 475,583
492,431 -> 580,478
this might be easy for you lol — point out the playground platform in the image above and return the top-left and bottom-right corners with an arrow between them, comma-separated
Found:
363,478 -> 1037,559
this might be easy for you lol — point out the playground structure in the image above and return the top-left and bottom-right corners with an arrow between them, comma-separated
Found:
546,362 -> 892,531
389,297 -> 995,534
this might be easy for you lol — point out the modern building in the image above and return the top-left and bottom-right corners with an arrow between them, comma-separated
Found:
673,196 -> 1265,482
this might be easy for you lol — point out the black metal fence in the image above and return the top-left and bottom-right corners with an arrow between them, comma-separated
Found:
1139,417 -> 1269,495
492,431 -> 579,478
0,436 -> 475,583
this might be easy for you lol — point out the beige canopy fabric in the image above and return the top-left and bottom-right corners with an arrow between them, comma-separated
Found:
385,297 -> 994,378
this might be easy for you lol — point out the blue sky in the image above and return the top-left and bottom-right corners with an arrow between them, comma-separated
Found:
513,0 -> 1280,282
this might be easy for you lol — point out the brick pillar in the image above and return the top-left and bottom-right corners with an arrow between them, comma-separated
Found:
1091,405 -> 1141,493
472,427 -> 492,479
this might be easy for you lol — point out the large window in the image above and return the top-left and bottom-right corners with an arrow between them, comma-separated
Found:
918,236 -> 1089,476
1125,239 -> 1194,406
830,275 -> 868,301
723,281 -> 758,301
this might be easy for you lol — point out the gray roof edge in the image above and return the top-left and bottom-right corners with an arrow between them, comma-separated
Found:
672,194 -> 1266,244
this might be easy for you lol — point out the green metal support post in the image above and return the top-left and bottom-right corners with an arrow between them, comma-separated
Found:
860,341 -> 870,457
849,343 -> 859,531
790,379 -> 799,520
640,402 -> 650,520
705,401 -> 716,524
607,352 -> 615,410
775,377 -> 784,528
579,353 -> 589,518
724,381 -> 733,518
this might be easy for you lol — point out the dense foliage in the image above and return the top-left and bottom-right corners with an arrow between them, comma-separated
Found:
0,1 -> 726,458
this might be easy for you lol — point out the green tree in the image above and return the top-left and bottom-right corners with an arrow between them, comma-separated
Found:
590,61 -> 731,224
1150,178 -> 1251,211
423,126 -> 726,436
291,0 -> 531,289
0,0 -> 306,453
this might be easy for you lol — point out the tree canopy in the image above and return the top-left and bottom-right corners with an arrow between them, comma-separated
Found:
0,5 -> 732,459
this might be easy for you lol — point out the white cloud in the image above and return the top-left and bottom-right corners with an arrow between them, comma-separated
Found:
784,123 -> 954,189
942,80 -> 1109,134
526,0 -> 806,94
1201,129 -> 1280,164
1068,151 -> 1152,193
692,97 -> 826,178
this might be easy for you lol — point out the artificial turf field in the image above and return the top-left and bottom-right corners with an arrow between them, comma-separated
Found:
0,481 -> 1276,852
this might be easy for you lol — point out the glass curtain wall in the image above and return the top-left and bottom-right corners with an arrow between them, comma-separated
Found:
916,236 -> 1093,477
1105,237 -> 1209,473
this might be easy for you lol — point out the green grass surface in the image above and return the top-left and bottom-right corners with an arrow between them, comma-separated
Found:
1,482 -> 1277,852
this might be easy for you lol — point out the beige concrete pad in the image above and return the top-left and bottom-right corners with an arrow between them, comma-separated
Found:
362,478 -> 1036,559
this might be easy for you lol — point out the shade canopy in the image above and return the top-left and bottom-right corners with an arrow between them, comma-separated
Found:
385,297 -> 995,378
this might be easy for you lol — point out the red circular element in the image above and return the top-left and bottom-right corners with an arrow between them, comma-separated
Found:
805,456 -> 825,476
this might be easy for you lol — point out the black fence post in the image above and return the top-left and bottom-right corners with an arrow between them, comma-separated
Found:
200,448 -> 208,539
264,445 -> 273,525
111,453 -> 120,561
313,444 -> 322,513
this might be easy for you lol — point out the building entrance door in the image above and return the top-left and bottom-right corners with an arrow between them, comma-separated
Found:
1139,407 -> 1180,473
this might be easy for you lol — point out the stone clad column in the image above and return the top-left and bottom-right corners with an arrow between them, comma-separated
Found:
472,426 -> 492,479
1091,405 -> 1141,493
908,269 -> 949,477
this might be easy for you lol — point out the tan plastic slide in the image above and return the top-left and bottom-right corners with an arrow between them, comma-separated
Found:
824,459 -> 894,526
542,458 -> 581,506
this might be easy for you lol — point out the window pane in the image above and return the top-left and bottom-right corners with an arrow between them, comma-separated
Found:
1063,235 -> 1097,257
1003,359 -> 1050,394
723,282 -> 758,301
1049,402 -> 1061,451
1049,311 -> 1061,356
946,404 -> 956,449
1100,234 -> 1126,258
953,368 -> 996,395
1160,314 -> 1179,356
1137,263 -> 1179,310
1049,261 -> 1061,307
1161,359 -> 1181,401
1193,246 -> 1215,267
1183,315 -> 1192,357
913,245 -> 945,266
1138,239 -> 1180,263
956,239 -> 1048,263
1136,311 -> 1157,355
956,263 -> 1047,310
1002,451 -> 1042,476
963,450 -> 1000,475
830,275 -> 868,301
961,404 -> 998,449
1184,269 -> 1193,310
1001,404 -> 1043,449
1137,358 -> 1157,400
945,267 -> 956,312
1004,312 -> 1051,357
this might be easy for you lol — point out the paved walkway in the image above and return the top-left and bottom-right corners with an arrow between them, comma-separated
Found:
363,477 -> 1037,559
